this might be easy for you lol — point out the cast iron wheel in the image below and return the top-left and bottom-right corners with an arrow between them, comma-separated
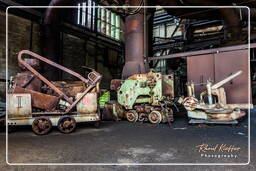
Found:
57,116 -> 76,134
126,110 -> 138,122
148,111 -> 162,124
32,117 -> 52,135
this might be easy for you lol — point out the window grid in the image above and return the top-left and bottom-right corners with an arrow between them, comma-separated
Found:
77,1 -> 122,41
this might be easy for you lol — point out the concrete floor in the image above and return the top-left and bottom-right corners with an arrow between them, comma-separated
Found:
0,111 -> 256,171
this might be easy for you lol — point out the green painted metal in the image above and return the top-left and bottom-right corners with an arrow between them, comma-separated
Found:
117,70 -> 174,110
99,91 -> 110,108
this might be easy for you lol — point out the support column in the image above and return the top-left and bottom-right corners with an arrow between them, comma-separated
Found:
122,0 -> 148,78
42,0 -> 75,80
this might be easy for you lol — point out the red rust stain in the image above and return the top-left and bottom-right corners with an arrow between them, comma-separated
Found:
82,97 -> 91,104
128,20 -> 141,31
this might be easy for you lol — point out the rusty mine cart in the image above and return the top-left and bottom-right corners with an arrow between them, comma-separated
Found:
7,50 -> 102,135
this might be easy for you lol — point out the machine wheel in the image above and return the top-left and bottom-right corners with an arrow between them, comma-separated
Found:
32,117 -> 52,135
126,110 -> 138,122
148,111 -> 162,124
57,116 -> 76,134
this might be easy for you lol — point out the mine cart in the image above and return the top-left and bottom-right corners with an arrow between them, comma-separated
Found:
110,69 -> 175,124
7,50 -> 102,135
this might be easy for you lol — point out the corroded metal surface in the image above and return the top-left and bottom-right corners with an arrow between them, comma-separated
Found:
126,110 -> 138,122
7,94 -> 32,117
8,50 -> 102,135
102,101 -> 125,120
65,71 -> 102,113
183,70 -> 248,123
110,79 -> 123,91
32,117 -> 52,135
14,71 -> 42,92
122,3 -> 146,78
113,70 -> 174,124
14,50 -> 102,113
57,116 -> 76,134
18,58 -> 40,70
12,86 -> 59,112
187,109 -> 246,122
18,50 -> 89,104
162,74 -> 174,97
76,93 -> 97,114
51,81 -> 86,97
8,113 -> 100,126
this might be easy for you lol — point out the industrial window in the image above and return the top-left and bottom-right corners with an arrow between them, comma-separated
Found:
77,1 -> 122,41
77,0 -> 96,29
97,7 -> 121,40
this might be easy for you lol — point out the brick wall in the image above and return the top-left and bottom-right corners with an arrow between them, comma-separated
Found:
0,10 -> 123,101
0,11 -> 41,100
61,34 -> 118,89
62,33 -> 86,80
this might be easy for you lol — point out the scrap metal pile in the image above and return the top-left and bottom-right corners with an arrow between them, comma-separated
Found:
7,50 -> 102,135
6,51 -> 249,136
110,70 -> 175,124
181,71 -> 248,124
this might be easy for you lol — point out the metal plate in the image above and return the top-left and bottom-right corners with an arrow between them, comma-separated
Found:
7,94 -> 32,117
76,93 -> 98,114
187,54 -> 215,99
214,50 -> 249,103
189,119 -> 238,125
13,86 -> 59,111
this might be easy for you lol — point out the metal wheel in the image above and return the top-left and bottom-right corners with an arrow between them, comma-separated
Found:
32,117 -> 52,135
148,111 -> 162,124
126,110 -> 138,122
57,116 -> 76,134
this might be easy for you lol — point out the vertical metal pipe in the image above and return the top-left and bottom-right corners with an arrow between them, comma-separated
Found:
206,81 -> 213,105
191,82 -> 195,97
187,84 -> 192,97
122,0 -> 147,78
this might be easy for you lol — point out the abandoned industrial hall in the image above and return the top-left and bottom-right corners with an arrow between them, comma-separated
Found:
0,0 -> 256,170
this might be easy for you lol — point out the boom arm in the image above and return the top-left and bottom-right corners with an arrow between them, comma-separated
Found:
211,70 -> 242,89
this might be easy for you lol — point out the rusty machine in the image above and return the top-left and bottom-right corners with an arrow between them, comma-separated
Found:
7,50 -> 102,135
181,70 -> 248,124
110,70 -> 175,124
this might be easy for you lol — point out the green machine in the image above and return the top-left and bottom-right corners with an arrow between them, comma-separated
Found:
110,70 -> 175,124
